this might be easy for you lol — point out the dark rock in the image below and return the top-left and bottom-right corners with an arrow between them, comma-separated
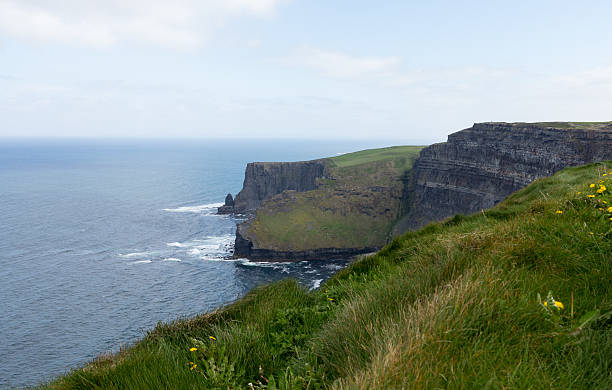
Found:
217,193 -> 235,214
400,122 -> 612,231
217,205 -> 234,214
234,220 -> 253,257
224,193 -> 234,206
233,160 -> 328,213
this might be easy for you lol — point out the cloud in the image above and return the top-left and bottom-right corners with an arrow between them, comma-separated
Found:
292,47 -> 401,78
0,0 -> 287,48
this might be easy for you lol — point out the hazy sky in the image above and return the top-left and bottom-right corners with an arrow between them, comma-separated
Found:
1,1 -> 611,142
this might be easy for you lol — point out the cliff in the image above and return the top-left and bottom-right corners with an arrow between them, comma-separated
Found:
399,121 -> 612,230
231,146 -> 423,260
232,160 -> 328,213
227,121 -> 612,261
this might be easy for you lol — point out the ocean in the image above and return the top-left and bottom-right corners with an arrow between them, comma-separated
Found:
0,138 -> 394,388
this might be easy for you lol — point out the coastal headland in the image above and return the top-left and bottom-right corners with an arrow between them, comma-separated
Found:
222,121 -> 612,261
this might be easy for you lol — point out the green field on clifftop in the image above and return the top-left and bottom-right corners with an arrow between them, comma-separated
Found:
245,146 -> 424,252
40,162 -> 612,389
521,121 -> 612,130
328,145 -> 424,168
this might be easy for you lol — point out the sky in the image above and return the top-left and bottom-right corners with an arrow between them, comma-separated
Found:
1,0 -> 611,143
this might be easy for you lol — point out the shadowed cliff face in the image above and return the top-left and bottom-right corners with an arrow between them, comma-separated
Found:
233,160 -> 328,213
403,122 -> 612,230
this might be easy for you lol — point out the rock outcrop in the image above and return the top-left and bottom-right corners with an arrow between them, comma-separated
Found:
233,160 -> 329,213
217,193 -> 235,214
402,122 -> 612,230
229,147 -> 423,260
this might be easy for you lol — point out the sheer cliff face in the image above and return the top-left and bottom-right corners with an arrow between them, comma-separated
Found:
406,122 -> 612,229
233,160 -> 328,213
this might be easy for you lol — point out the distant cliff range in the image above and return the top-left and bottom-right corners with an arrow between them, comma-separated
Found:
397,121 -> 612,232
220,122 -> 612,261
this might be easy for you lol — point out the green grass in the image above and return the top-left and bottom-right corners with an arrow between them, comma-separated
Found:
250,192 -> 397,249
38,162 -> 612,389
329,146 -> 424,168
522,121 -> 612,130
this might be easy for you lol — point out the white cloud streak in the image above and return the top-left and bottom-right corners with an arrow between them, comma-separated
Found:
0,0 -> 286,48
292,47 -> 401,78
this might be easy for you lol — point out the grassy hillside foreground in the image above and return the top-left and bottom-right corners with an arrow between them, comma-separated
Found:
41,162 -> 611,389
247,146 -> 423,251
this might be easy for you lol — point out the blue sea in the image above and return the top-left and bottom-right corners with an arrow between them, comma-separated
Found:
0,138 -> 397,388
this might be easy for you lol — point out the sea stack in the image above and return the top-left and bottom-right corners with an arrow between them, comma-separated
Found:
217,193 -> 235,214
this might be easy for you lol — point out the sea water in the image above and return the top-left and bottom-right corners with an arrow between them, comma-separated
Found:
0,138 -> 394,387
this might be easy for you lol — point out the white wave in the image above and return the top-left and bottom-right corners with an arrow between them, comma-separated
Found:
119,252 -> 150,258
130,260 -> 152,264
162,257 -> 181,262
311,279 -> 323,290
166,235 -> 235,261
235,259 -> 293,269
162,202 -> 224,214
200,256 -> 236,262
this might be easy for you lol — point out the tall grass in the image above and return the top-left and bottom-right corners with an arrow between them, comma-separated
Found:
39,162 -> 612,389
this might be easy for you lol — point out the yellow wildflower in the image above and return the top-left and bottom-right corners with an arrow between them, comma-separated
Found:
209,336 -> 216,341
608,207 -> 612,213
556,210 -> 563,214
189,347 -> 197,352
543,301 -> 564,309
190,364 -> 198,371
590,183 -> 596,188
588,195 -> 596,198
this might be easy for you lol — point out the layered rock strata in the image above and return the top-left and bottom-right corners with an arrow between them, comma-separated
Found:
403,122 -> 612,230
232,160 -> 328,213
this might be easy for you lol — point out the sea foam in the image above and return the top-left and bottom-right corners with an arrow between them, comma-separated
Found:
162,202 -> 224,214
119,252 -> 151,258
130,260 -> 152,264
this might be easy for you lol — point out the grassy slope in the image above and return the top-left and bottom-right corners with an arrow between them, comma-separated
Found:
520,121 -> 612,130
247,146 -> 423,251
328,146 -> 424,168
41,162 -> 612,389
